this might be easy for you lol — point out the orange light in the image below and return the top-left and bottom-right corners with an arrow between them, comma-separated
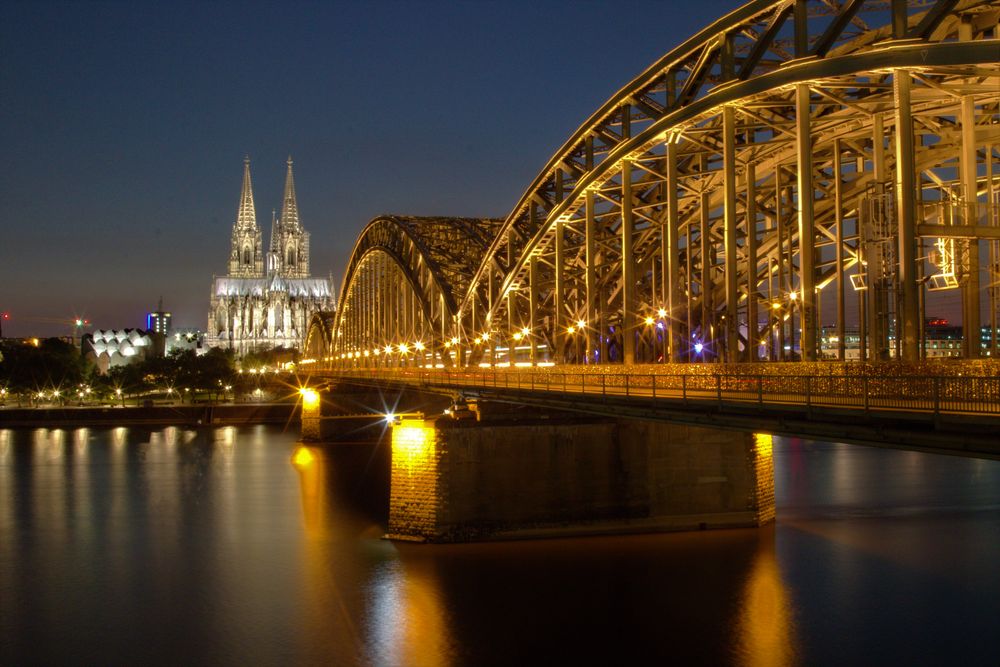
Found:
299,388 -> 319,408
291,446 -> 315,468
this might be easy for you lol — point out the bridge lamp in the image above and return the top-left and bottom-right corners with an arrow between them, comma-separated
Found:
644,316 -> 655,326
520,327 -> 530,338
384,345 -> 393,355
694,342 -> 704,355
771,301 -> 782,311
657,308 -> 667,319
398,343 -> 410,354
512,331 -> 523,342
414,341 -> 425,351
363,350 -> 370,357
567,326 -> 575,335
788,290 -> 798,302
299,387 -> 320,408
577,319 -> 586,329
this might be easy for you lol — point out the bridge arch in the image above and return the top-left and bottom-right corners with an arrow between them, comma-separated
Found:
332,215 -> 501,366
334,0 -> 1000,368
304,310 -> 336,362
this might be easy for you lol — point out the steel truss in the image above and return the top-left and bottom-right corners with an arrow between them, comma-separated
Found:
318,0 -> 1000,368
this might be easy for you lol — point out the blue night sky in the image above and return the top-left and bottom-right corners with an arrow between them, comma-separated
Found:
2,0 -> 745,336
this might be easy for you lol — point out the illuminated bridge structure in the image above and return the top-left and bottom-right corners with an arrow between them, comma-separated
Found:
309,0 -> 1000,372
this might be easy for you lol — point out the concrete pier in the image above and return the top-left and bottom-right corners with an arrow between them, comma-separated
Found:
387,412 -> 774,542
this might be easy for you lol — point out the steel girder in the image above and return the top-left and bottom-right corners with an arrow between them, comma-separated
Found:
328,0 -> 1000,367
327,215 -> 500,365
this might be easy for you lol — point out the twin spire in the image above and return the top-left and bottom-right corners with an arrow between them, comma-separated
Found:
235,155 -> 300,234
232,155 -> 309,279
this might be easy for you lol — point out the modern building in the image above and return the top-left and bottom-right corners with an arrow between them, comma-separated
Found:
82,329 -> 165,374
207,157 -> 335,355
146,297 -> 172,336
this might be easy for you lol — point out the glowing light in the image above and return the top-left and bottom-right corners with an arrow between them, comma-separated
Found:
788,290 -> 798,302
449,337 -> 459,346
657,308 -> 667,318
384,345 -> 393,355
694,342 -> 704,354
520,327 -> 530,337
567,326 -> 575,334
771,302 -> 782,310
577,319 -> 586,329
414,341 -> 425,351
299,388 -> 320,408
291,446 -> 315,468
754,432 -> 773,458
363,350 -> 370,357
644,316 -> 654,326
385,413 -> 396,424
398,343 -> 409,354
512,332 -> 523,341
392,420 -> 435,463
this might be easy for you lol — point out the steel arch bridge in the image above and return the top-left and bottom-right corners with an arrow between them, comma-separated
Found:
313,0 -> 1000,370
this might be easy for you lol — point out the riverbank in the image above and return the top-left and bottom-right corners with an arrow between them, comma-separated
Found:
0,402 -> 297,427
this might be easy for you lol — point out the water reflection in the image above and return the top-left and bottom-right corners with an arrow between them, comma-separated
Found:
369,559 -> 452,667
734,528 -> 797,667
2,426 -> 998,666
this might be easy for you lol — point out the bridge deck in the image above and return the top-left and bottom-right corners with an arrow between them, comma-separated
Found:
309,367 -> 1000,459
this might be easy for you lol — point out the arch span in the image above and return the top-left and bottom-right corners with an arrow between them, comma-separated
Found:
333,0 -> 1000,368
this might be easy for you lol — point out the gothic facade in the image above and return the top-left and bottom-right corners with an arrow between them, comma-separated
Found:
208,157 -> 335,355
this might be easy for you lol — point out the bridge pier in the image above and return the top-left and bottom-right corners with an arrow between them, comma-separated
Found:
387,410 -> 774,542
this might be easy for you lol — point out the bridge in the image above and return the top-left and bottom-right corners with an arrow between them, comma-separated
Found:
298,0 -> 1000,541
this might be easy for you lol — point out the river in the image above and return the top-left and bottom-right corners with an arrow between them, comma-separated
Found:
1,424 -> 998,666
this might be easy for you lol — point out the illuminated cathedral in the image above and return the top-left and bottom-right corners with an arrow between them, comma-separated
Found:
208,157 -> 335,355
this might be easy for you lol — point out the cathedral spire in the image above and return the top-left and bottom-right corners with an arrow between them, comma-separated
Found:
280,155 -> 300,229
236,155 -> 257,230
269,209 -> 278,251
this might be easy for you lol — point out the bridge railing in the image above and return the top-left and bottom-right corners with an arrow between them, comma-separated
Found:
319,368 -> 1000,416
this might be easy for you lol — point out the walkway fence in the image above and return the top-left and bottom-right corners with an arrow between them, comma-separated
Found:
315,368 -> 1000,416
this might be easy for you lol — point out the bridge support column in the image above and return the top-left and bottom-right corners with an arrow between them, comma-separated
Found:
299,387 -> 324,441
387,414 -> 774,543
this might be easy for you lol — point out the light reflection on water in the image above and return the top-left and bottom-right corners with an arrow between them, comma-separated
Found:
1,427 -> 998,666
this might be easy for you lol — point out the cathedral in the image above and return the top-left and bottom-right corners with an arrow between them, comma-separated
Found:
208,157 -> 335,356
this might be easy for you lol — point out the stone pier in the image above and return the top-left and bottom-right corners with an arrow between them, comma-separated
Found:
387,412 -> 774,542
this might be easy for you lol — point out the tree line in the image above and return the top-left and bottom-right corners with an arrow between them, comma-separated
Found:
0,339 -> 296,406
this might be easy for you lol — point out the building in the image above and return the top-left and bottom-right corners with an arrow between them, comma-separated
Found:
208,157 -> 334,355
147,297 -> 172,336
820,321 -> 997,360
82,329 -> 165,374
166,328 -> 206,356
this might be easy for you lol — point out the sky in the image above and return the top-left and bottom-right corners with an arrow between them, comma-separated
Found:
3,0 -> 759,337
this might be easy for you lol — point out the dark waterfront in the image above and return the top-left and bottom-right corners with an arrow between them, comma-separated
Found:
1,424 -> 998,666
